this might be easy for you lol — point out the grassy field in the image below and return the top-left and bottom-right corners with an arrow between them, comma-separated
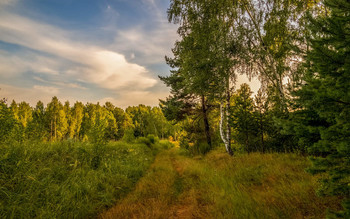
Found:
101,147 -> 342,219
0,139 -> 171,218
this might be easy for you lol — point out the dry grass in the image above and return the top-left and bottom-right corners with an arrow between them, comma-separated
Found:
100,147 -> 342,219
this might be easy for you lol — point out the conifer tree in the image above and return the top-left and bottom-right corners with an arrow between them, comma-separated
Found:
230,84 -> 257,152
292,0 -> 350,216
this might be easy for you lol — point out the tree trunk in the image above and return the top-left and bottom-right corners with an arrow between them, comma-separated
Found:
226,89 -> 233,156
220,102 -> 233,156
260,114 -> 264,153
50,119 -> 53,142
54,115 -> 57,141
201,95 -> 211,148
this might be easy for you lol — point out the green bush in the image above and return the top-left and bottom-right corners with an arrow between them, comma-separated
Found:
159,140 -> 174,150
136,137 -> 152,148
122,128 -> 135,143
189,141 -> 211,155
146,134 -> 159,144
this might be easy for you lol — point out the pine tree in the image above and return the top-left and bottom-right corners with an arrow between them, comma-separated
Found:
230,84 -> 258,152
293,0 -> 350,216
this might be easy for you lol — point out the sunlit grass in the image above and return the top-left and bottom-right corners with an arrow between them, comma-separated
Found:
102,147 -> 341,218
0,140 -> 165,218
193,148 -> 342,218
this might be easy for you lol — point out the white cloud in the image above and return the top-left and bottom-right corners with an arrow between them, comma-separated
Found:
0,11 -> 158,91
0,50 -> 61,77
113,23 -> 178,64
86,50 -> 157,89
107,1 -> 178,65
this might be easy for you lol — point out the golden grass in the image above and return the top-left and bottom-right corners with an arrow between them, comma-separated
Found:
100,147 -> 342,219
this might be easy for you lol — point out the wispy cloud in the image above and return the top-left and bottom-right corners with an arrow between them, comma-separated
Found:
33,76 -> 86,90
0,11 -> 158,92
0,1 -> 178,107
112,19 -> 178,65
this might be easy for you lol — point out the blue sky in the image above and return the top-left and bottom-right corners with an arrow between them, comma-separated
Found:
0,0 -> 258,108
0,0 -> 181,107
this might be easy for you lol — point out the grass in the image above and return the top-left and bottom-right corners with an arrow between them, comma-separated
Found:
1,141 -> 341,218
0,139 -> 170,218
101,146 -> 342,219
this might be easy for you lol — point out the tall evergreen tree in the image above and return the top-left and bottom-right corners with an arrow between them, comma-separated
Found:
291,0 -> 350,216
230,84 -> 257,152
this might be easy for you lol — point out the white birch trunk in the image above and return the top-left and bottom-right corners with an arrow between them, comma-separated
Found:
220,102 -> 230,153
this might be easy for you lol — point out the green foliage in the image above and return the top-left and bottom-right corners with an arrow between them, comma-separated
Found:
0,140 -> 160,218
230,84 -> 258,152
46,96 -> 69,141
158,139 -> 174,150
136,134 -> 160,150
122,128 -> 135,143
136,137 -> 152,148
0,102 -> 17,143
126,105 -> 174,139
27,101 -> 47,141
288,0 -> 350,216
0,96 -> 174,145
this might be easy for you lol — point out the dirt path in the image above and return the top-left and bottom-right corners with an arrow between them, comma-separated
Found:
99,148 -> 207,219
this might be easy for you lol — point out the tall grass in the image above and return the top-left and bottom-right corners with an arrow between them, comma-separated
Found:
180,148 -> 342,218
101,147 -> 341,218
0,140 -> 166,218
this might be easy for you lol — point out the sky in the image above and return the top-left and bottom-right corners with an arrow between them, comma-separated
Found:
0,0 -> 259,108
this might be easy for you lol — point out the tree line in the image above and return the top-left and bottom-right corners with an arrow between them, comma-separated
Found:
160,0 -> 349,216
0,97 -> 176,144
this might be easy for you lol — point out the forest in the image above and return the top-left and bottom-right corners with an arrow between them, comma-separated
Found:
0,0 -> 349,218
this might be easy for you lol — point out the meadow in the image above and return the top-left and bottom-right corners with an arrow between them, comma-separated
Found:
101,146 -> 342,218
0,139 -> 172,218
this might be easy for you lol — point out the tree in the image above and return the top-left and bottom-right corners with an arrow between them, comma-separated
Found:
46,97 -> 68,141
254,88 -> 269,152
102,102 -> 118,141
81,103 -> 115,143
0,101 -> 16,143
8,100 -> 32,141
236,0 -> 318,112
165,0 -> 242,153
27,101 -> 47,141
291,0 -> 350,216
230,84 -> 258,152
112,106 -> 133,140
70,101 -> 84,140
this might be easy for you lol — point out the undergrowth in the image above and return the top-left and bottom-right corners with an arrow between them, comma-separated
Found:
0,139 -> 170,218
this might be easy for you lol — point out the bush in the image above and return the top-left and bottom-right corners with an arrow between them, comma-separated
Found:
189,141 -> 211,155
122,128 -> 135,143
146,134 -> 159,144
136,137 -> 152,148
159,140 -> 174,150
